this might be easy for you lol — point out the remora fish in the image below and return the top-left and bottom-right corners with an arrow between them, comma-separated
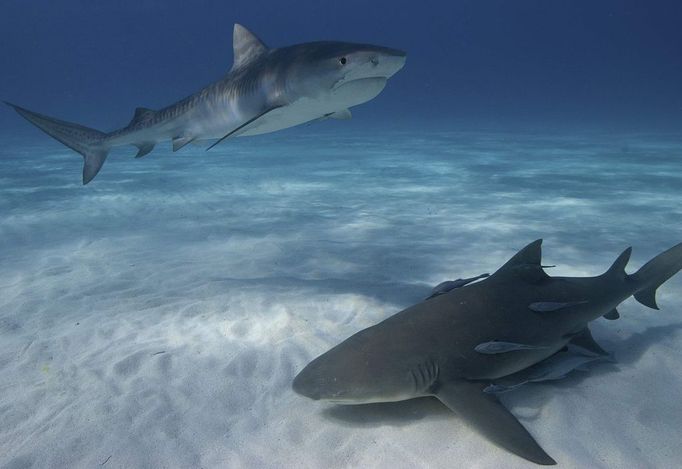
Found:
6,24 -> 406,184
293,239 -> 682,465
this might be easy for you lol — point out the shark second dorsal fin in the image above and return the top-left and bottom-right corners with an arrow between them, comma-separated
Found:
605,247 -> 632,279
129,107 -> 156,127
232,24 -> 268,70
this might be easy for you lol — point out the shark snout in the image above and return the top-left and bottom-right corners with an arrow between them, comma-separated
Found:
375,48 -> 407,78
292,365 -> 324,400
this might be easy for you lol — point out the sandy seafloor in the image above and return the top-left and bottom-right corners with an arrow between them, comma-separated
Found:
0,127 -> 681,469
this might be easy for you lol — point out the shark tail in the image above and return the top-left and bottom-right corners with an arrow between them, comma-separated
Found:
629,242 -> 682,309
5,102 -> 110,184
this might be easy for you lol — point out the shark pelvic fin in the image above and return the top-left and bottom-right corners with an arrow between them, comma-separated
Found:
435,381 -> 556,465
232,24 -> 268,70
134,142 -> 155,158
172,136 -> 195,152
206,105 -> 283,150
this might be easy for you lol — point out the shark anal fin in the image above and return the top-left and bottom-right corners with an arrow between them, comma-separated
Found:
603,308 -> 620,320
567,327 -> 609,356
134,142 -> 155,158
172,136 -> 195,152
206,106 -> 284,151
435,381 -> 556,465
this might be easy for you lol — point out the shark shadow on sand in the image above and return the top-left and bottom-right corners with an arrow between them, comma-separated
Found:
293,239 -> 682,465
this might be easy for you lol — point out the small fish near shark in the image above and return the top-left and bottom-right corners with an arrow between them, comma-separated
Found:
6,24 -> 406,184
293,239 -> 682,465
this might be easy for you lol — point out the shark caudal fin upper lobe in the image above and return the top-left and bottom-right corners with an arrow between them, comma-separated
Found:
5,102 -> 110,184
630,242 -> 682,309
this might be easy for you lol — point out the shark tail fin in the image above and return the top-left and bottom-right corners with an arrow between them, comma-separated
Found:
630,242 -> 682,309
5,102 -> 110,184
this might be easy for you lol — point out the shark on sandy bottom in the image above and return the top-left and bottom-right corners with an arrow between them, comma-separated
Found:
5,24 -> 406,184
293,239 -> 682,465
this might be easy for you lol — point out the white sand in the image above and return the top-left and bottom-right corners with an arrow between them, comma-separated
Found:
1,129 -> 681,468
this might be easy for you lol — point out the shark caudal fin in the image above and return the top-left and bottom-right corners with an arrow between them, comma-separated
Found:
5,102 -> 110,184
630,242 -> 682,309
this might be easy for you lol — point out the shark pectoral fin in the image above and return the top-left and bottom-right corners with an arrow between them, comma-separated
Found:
206,105 -> 284,151
566,327 -> 609,356
435,381 -> 556,465
172,136 -> 196,152
603,308 -> 620,320
134,142 -> 155,158
329,109 -> 352,120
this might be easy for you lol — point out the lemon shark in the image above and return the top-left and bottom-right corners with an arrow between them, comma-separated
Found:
293,239 -> 682,465
6,24 -> 406,184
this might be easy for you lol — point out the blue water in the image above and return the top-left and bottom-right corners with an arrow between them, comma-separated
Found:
1,2 -> 682,468
1,128 -> 681,467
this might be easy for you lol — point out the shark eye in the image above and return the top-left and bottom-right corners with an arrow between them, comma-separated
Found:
339,57 -> 347,65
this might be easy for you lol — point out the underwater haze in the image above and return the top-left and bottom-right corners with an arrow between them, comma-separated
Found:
1,1 -> 682,468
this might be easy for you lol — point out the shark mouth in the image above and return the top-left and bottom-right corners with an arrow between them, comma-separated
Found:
330,77 -> 388,106
332,76 -> 388,91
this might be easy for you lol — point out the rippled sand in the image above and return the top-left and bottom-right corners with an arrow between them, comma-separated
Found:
1,128 -> 681,468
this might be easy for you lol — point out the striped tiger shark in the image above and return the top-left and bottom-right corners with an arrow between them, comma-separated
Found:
293,239 -> 682,465
6,24 -> 406,184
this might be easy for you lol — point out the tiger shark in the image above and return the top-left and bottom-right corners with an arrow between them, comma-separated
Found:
6,24 -> 406,184
293,239 -> 682,465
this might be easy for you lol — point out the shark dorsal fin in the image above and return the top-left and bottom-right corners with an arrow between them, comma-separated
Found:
605,246 -> 632,278
232,24 -> 268,70
494,239 -> 548,283
129,107 -> 156,127
500,239 -> 543,269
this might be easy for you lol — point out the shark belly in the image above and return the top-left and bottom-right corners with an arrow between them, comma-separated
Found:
239,77 -> 388,136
